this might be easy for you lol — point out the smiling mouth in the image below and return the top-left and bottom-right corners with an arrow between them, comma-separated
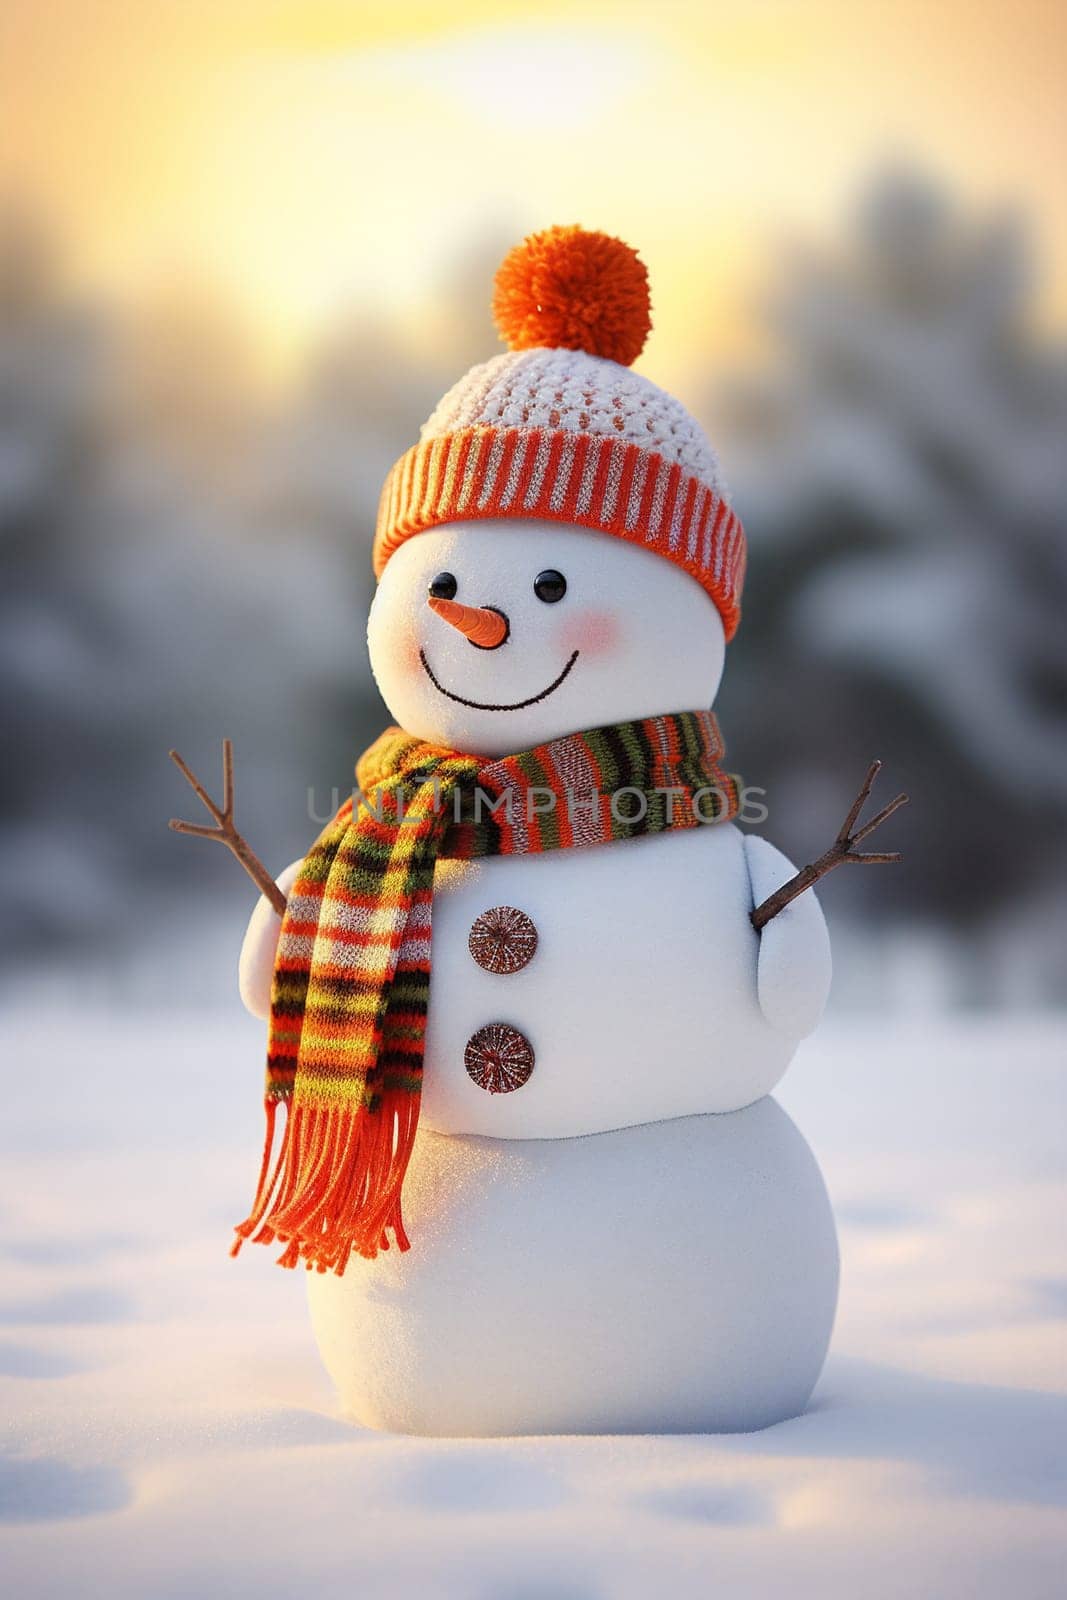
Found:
419,649 -> 580,711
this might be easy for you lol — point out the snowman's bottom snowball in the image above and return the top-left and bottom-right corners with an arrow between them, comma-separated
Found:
308,1099 -> 839,1437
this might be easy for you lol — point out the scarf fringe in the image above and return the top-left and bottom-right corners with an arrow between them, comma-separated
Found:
232,1094 -> 416,1271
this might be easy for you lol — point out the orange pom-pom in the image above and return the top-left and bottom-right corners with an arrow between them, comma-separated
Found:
492,226 -> 651,367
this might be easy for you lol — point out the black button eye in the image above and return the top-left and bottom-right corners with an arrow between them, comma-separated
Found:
534,569 -> 567,603
429,571 -> 458,600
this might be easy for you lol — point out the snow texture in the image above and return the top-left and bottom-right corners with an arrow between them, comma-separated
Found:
1,1007 -> 1064,1597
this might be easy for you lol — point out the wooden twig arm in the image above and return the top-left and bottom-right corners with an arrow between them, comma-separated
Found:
168,740 -> 287,917
750,760 -> 908,932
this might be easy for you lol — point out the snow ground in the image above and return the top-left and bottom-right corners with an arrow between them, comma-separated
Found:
1,1006 -> 1064,1599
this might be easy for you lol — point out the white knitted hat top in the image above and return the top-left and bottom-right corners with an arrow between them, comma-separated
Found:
421,348 -> 727,496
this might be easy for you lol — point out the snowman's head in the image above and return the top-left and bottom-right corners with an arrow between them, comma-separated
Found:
368,518 -> 726,755
367,226 -> 746,756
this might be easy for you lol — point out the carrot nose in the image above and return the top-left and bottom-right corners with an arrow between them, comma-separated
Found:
427,596 -> 509,649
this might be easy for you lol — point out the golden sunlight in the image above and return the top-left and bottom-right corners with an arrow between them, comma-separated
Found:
3,0 -> 1064,387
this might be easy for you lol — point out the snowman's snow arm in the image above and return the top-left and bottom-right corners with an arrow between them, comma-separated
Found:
239,859 -> 302,1021
744,835 -> 832,1038
744,762 -> 907,1038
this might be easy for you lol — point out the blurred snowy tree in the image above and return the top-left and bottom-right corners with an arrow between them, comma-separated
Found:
714,171 -> 1067,972
0,207 -> 498,967
0,211 -> 369,959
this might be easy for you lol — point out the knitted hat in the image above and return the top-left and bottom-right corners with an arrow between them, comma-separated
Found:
373,226 -> 746,639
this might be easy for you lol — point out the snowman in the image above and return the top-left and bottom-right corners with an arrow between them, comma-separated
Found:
172,227 -> 905,1435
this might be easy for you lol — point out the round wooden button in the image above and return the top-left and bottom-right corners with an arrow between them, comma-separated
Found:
465,1023 -> 535,1095
468,905 -> 538,975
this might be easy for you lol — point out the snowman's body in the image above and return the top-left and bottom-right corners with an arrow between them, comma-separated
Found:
241,803 -> 837,1434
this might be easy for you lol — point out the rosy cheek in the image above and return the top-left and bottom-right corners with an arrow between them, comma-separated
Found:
395,634 -> 423,674
558,609 -> 621,657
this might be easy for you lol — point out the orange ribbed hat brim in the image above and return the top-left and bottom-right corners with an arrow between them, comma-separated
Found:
373,425 -> 745,641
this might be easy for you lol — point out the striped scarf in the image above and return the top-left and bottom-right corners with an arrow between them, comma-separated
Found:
234,710 -> 738,1275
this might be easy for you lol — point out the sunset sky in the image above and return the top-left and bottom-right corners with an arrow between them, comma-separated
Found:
3,0 -> 1065,389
